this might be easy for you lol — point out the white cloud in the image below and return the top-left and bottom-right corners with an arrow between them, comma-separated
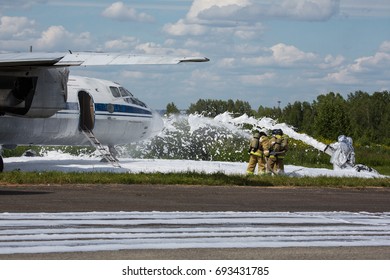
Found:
191,68 -> 221,82
242,43 -> 317,67
121,70 -> 145,79
102,2 -> 154,23
217,58 -> 236,68
0,0 -> 46,9
163,19 -> 207,36
104,36 -> 139,51
187,0 -> 251,22
164,0 -> 339,38
163,0 -> 252,37
0,15 -> 96,52
240,72 -> 276,85
164,39 -> 176,47
195,0 -> 340,22
234,44 -> 267,55
351,53 -> 390,72
233,23 -> 264,40
0,16 -> 36,39
135,42 -> 166,55
133,42 -> 202,58
379,41 -> 390,52
272,0 -> 340,21
325,68 -> 358,84
340,0 -> 390,18
34,25 -> 92,51
35,26 -> 69,49
271,43 -> 317,65
319,54 -> 345,69
324,41 -> 390,85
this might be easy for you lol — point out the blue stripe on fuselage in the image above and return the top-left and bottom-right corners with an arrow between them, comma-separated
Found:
65,102 -> 152,116
95,103 -> 152,115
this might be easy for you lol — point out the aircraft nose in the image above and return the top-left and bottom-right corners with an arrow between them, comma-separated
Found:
149,110 -> 164,137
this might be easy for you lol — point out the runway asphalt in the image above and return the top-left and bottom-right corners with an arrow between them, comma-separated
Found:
0,184 -> 389,259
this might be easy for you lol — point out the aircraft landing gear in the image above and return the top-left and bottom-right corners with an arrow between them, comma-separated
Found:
0,155 -> 3,172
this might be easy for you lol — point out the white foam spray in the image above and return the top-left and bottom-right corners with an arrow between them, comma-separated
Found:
125,112 -> 332,161
210,112 -> 328,153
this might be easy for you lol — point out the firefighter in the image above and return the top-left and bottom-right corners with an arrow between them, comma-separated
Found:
330,135 -> 355,169
267,129 -> 289,174
246,129 -> 269,175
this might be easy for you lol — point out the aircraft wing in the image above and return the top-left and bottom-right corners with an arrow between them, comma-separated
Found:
0,52 -> 209,68
56,52 -> 209,66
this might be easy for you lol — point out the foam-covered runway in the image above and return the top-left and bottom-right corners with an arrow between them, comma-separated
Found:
1,211 -> 389,254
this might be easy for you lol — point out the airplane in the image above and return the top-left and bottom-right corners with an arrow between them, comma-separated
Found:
0,51 -> 209,171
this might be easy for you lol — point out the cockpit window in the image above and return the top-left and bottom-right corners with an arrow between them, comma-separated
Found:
119,87 -> 133,97
109,86 -> 121,98
110,86 -> 147,108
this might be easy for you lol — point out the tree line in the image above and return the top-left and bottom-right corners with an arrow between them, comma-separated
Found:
166,91 -> 390,145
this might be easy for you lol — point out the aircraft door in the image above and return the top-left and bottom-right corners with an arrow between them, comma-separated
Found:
78,91 -> 95,131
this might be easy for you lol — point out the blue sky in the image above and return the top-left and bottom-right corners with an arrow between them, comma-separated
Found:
1,0 -> 389,110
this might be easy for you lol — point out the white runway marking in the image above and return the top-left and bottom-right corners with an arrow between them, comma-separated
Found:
0,211 -> 390,254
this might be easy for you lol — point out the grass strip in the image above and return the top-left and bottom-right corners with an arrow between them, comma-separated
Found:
0,171 -> 389,187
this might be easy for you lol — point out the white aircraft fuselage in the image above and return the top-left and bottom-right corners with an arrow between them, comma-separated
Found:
0,52 -> 208,171
0,75 -> 163,147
